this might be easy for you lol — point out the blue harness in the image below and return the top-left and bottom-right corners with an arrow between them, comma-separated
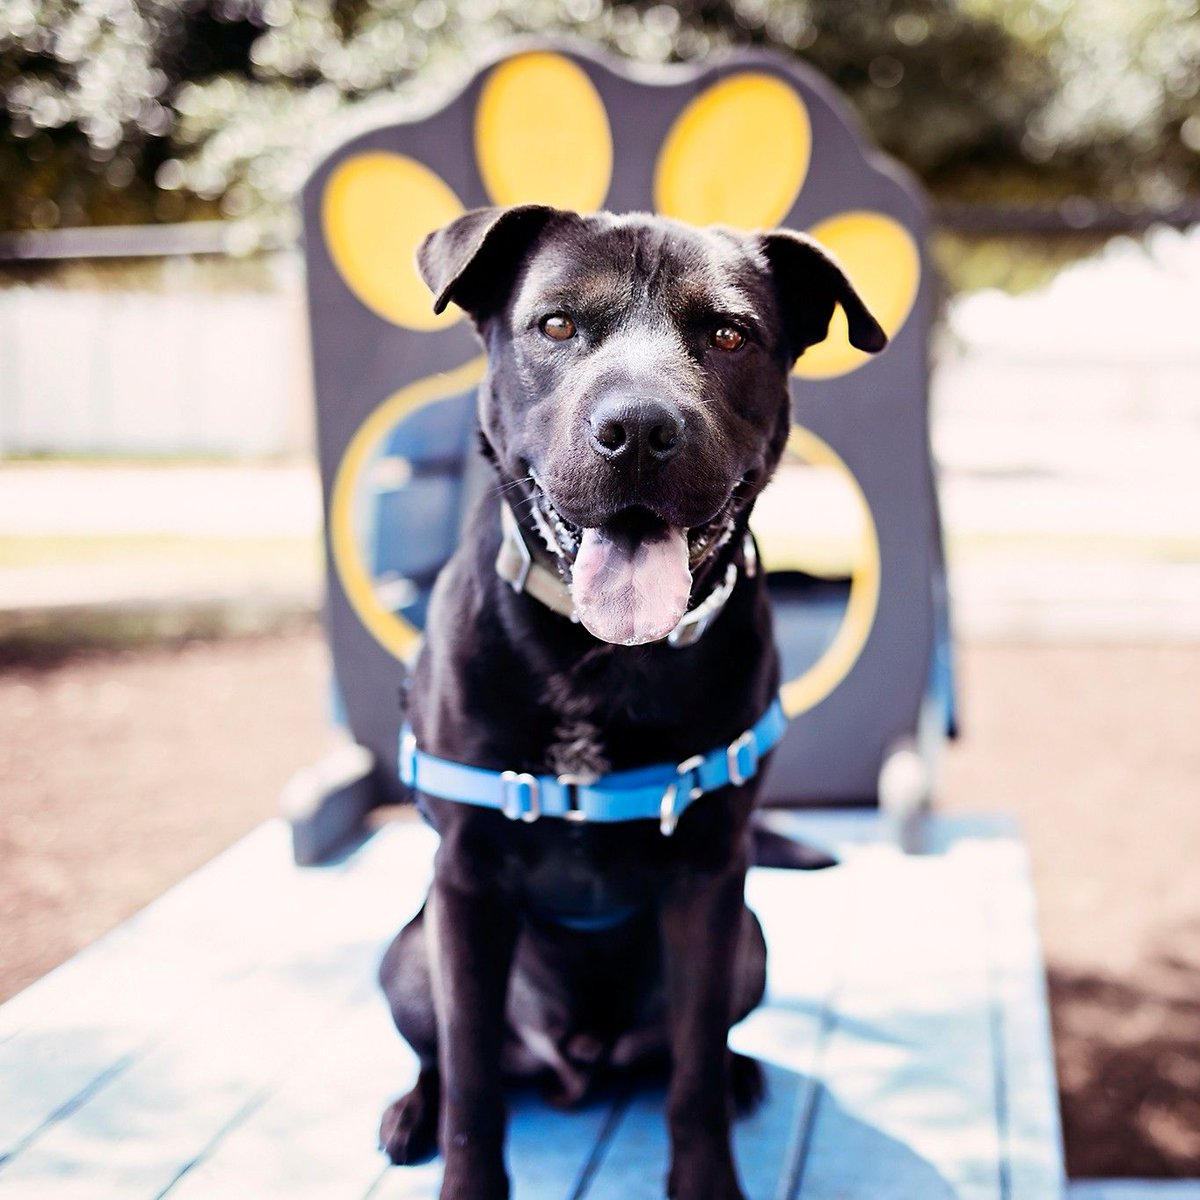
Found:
399,697 -> 787,836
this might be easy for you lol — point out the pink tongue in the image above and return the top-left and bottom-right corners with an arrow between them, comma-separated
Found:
571,524 -> 692,646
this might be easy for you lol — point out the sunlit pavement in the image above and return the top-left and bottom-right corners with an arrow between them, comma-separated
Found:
935,226 -> 1200,640
936,399 -> 1200,641
0,463 -> 323,638
1,422 -> 1196,643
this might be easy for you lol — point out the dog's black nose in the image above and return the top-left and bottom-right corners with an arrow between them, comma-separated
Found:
589,397 -> 684,465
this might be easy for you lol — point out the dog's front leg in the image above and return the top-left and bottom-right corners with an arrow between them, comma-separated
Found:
661,857 -> 749,1200
428,843 -> 518,1200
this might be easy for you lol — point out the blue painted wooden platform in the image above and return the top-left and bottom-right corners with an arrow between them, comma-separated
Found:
0,814 -> 1065,1199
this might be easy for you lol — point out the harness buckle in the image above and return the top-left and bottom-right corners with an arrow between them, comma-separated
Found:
556,773 -> 596,823
676,754 -> 705,801
660,754 -> 706,836
399,728 -> 418,787
659,782 -> 680,837
500,771 -> 540,822
726,730 -> 758,788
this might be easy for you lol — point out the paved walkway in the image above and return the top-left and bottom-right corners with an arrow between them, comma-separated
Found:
2,425 -> 1197,644
935,225 -> 1200,640
9,412 -> 1200,648
0,464 -> 322,645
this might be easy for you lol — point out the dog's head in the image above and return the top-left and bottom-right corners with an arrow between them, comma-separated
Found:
418,206 -> 886,646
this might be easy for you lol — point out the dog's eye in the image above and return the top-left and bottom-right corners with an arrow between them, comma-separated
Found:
710,326 -> 746,352
540,314 -> 576,342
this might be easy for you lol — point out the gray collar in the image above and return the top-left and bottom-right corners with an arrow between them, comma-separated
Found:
494,502 -> 753,649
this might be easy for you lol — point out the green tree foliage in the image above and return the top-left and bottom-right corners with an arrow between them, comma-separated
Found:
0,0 -> 263,229
1,0 -> 1197,237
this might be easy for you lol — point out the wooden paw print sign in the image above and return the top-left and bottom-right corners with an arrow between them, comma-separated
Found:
301,43 -> 943,808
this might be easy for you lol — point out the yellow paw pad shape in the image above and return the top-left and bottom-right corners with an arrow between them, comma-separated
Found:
654,73 -> 811,230
322,153 -> 464,331
475,52 -> 613,212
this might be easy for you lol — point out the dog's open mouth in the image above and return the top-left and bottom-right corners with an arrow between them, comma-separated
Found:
527,476 -> 737,647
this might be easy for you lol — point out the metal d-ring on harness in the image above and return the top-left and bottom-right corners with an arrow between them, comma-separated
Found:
398,697 -> 787,837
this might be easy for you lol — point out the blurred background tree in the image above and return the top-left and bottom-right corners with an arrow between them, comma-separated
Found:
2,0 -> 1198,239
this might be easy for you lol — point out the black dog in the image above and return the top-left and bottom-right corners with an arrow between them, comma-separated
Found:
377,206 -> 886,1200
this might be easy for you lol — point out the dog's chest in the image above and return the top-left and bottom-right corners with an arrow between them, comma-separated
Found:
538,653 -> 670,777
544,719 -> 607,777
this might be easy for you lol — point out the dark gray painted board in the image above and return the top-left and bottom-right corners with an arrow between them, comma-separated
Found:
299,40 -> 946,814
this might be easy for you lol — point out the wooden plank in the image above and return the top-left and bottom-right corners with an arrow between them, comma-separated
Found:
0,822 -> 437,1198
735,867 -> 857,1200
0,819 -> 1065,1200
754,809 -> 891,858
166,980 -> 620,1200
757,810 -> 1020,861
162,976 -> 422,1200
363,1158 -> 443,1200
581,865 -> 853,1200
572,1083 -> 668,1200
975,840 -> 1066,1200
795,845 -> 1004,1200
735,1062 -> 816,1200
367,1089 -> 627,1200
505,1092 -> 625,1200
0,822 -> 311,1161
0,822 -> 292,1044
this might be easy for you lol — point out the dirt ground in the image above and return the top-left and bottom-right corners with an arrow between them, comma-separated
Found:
1,628 -> 1197,1179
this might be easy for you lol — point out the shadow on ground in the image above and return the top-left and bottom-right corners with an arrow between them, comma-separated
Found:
1052,923 -> 1200,1178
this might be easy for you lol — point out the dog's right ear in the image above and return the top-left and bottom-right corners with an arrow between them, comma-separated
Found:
417,205 -> 560,322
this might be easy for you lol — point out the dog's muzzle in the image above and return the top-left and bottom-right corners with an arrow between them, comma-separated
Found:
496,501 -> 754,649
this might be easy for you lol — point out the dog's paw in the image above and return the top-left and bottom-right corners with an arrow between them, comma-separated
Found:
729,1051 -> 766,1116
379,1070 -> 439,1165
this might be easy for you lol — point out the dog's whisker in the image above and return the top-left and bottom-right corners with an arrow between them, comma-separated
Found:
491,474 -> 535,498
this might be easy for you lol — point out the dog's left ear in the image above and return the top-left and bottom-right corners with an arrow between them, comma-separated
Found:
417,204 -> 562,322
760,230 -> 889,362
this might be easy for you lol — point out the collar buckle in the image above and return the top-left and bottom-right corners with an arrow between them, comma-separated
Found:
500,771 -> 541,822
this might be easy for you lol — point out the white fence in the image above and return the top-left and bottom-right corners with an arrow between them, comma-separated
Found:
0,254 -> 313,459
